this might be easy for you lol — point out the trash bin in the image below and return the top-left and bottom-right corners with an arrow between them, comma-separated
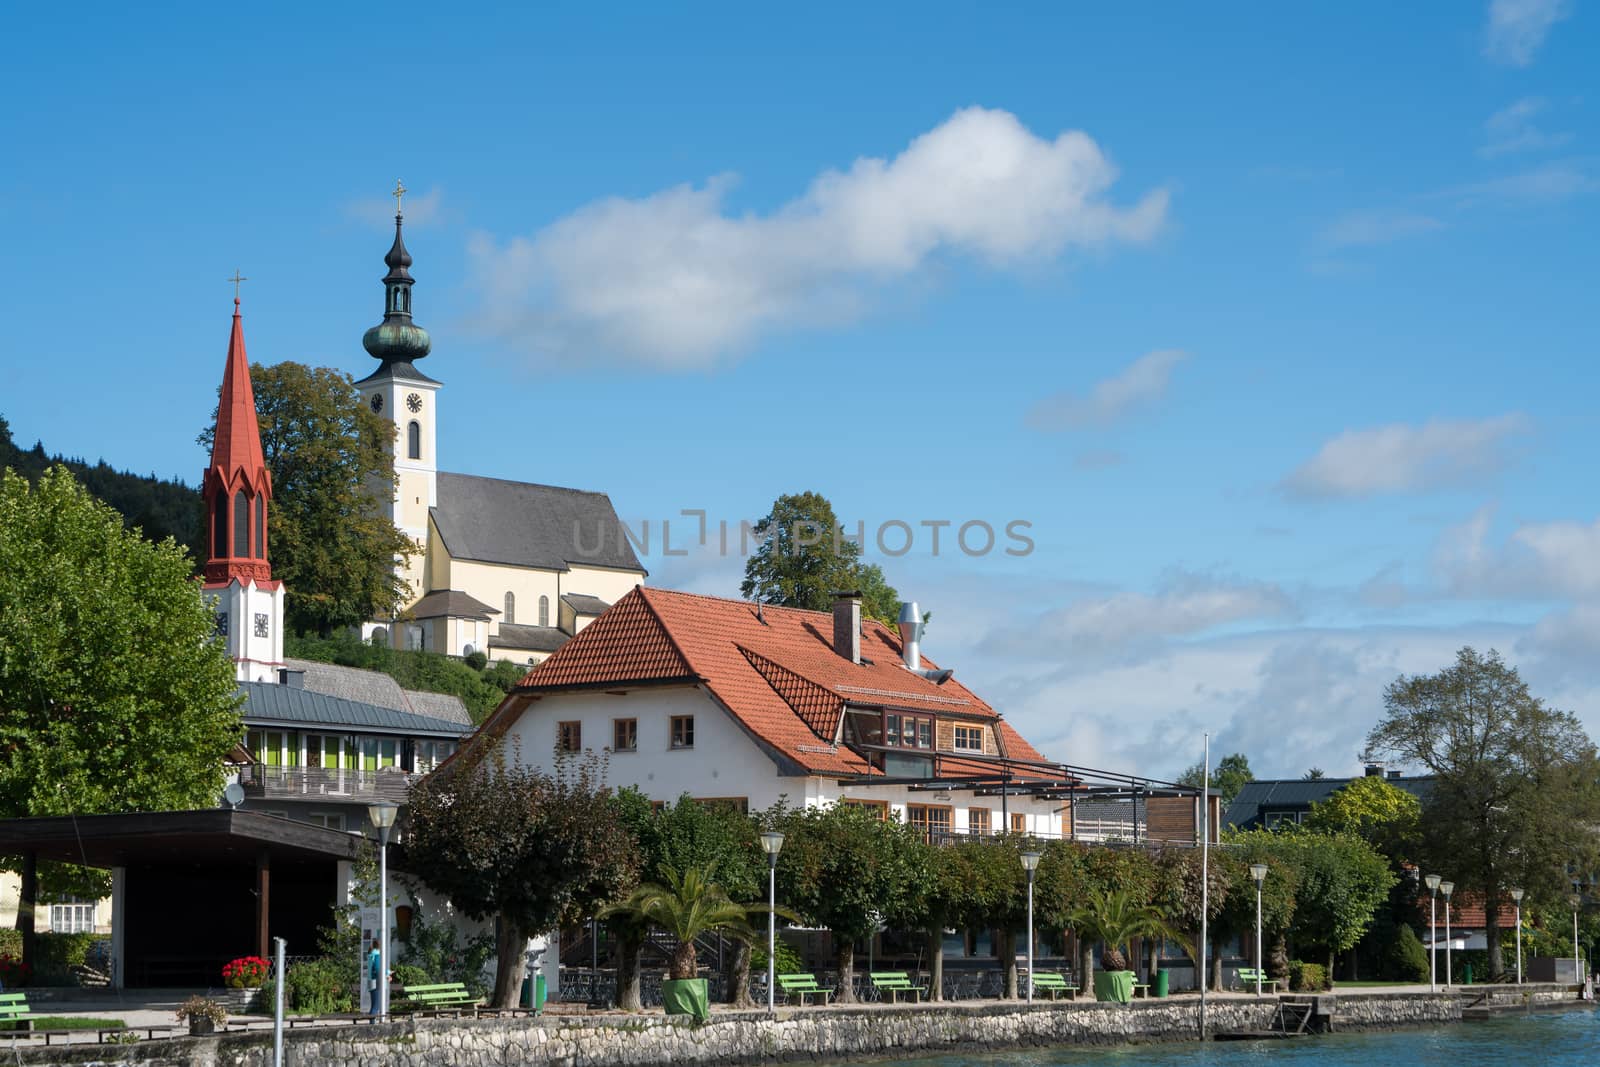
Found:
535,972 -> 547,1012
1154,970 -> 1170,998
521,975 -> 532,1008
1463,964 -> 1473,985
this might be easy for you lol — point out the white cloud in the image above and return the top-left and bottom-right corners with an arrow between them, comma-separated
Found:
1026,349 -> 1188,431
1281,415 -> 1529,498
1484,0 -> 1572,66
1439,509 -> 1600,601
465,107 -> 1169,369
1319,210 -> 1444,249
1480,97 -> 1572,158
1450,163 -> 1600,205
345,186 -> 446,228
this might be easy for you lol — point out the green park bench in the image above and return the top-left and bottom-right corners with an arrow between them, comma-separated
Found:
1236,967 -> 1279,994
777,973 -> 835,1006
870,972 -> 926,1004
400,982 -> 481,1015
1132,982 -> 1151,998
0,993 -> 73,1045
1029,973 -> 1079,1001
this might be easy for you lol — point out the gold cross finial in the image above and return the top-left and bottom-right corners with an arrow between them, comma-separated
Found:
392,179 -> 406,214
228,270 -> 248,302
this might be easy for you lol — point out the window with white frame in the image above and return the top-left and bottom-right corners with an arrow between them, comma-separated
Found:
953,725 -> 984,752
50,901 -> 95,933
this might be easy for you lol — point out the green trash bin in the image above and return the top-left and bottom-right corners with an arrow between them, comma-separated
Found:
518,973 -> 549,1011
535,973 -> 547,1012
1154,970 -> 1170,998
520,975 -> 532,1008
1463,964 -> 1473,985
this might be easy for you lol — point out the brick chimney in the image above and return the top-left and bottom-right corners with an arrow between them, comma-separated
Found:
832,591 -> 862,664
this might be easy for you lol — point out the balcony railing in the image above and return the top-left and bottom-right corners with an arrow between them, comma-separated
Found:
237,763 -> 414,804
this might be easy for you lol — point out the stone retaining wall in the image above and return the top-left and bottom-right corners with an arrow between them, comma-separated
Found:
12,987 -> 1579,1067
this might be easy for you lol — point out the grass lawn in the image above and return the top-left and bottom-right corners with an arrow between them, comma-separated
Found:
1335,980 -> 1428,987
14,1017 -> 125,1030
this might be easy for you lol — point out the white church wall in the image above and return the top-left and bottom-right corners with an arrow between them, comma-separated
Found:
450,559 -> 562,630
561,566 -> 643,613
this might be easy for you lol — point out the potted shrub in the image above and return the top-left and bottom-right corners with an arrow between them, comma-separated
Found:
175,995 -> 229,1036
0,953 -> 32,989
221,955 -> 272,1012
602,864 -> 765,1022
1070,889 -> 1177,1004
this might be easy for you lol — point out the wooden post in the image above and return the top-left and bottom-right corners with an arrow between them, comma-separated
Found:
255,852 -> 271,960
19,851 -> 37,970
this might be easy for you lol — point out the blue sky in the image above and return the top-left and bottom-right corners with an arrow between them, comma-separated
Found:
3,2 -> 1597,778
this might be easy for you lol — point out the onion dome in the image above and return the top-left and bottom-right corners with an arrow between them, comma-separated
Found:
360,181 -> 435,382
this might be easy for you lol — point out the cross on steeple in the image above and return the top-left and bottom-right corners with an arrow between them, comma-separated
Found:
228,271 -> 248,302
392,179 -> 406,215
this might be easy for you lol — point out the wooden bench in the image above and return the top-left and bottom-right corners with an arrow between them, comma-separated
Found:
1029,973 -> 1079,1001
400,982 -> 481,1016
0,992 -> 74,1045
98,1025 -> 176,1043
870,971 -> 926,1004
776,973 -> 834,1006
1236,968 -> 1279,994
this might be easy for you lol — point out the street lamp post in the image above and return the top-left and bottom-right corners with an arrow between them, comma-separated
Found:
759,831 -> 785,1014
1510,888 -> 1524,985
1250,863 -> 1268,997
1570,892 -> 1583,986
1425,874 -> 1441,992
1440,881 -> 1455,988
367,802 -> 398,1019
1021,852 -> 1041,1003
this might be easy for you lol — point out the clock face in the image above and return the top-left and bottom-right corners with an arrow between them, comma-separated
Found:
406,393 -> 423,413
370,393 -> 384,414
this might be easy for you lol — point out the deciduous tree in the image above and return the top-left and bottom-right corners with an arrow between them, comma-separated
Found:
199,362 -> 414,636
1177,752 -> 1254,806
1304,773 -> 1421,865
740,491 -> 903,623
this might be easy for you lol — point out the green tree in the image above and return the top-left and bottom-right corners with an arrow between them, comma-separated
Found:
775,803 -> 922,1003
1234,828 -> 1393,976
0,467 -> 241,816
740,491 -> 902,623
1177,752 -> 1254,806
403,742 -> 639,1008
1366,647 -> 1600,979
199,362 -> 414,636
1068,888 -> 1178,974
1217,831 -> 1300,984
601,864 -> 761,981
1153,846 -> 1234,990
1304,774 -> 1421,865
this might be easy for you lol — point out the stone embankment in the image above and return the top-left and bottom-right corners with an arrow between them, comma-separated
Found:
11,985 -> 1581,1067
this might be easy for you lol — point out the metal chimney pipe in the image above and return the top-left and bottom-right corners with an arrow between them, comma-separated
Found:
897,602 -> 922,670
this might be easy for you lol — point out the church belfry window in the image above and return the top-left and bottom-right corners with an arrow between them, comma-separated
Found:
538,595 -> 550,627
233,493 -> 250,557
407,421 -> 421,460
212,494 -> 228,559
255,497 -> 266,558
504,592 -> 515,624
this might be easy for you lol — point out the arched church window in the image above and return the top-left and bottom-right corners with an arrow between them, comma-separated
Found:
233,493 -> 250,557
255,497 -> 265,558
408,421 -> 421,460
212,493 -> 228,559
503,592 -> 515,624
538,595 -> 550,627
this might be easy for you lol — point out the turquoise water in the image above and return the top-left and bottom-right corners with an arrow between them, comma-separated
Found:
885,1007 -> 1599,1066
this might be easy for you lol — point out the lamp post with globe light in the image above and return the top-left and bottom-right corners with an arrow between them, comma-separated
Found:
1425,874 -> 1441,992
367,802 -> 398,1019
759,831 -> 784,1013
1021,852 -> 1041,1003
1441,881 -> 1455,988
1250,863 -> 1268,996
1511,887 -> 1524,985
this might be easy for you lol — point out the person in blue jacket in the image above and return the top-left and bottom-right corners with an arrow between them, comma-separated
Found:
367,942 -> 383,1018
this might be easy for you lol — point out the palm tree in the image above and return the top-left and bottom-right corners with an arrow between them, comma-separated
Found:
1069,888 -> 1180,972
602,864 -> 762,981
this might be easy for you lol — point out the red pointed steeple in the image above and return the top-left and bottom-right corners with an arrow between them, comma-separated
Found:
202,298 -> 274,586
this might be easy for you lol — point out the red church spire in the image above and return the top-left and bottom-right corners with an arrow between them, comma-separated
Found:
202,293 -> 274,585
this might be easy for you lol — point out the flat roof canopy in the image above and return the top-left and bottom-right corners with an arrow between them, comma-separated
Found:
0,809 -> 363,868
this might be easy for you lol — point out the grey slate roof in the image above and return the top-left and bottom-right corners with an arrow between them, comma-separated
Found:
403,689 -> 474,725
240,682 -> 471,738
1224,774 -> 1434,829
409,588 -> 499,620
431,472 -> 645,574
492,623 -> 571,653
282,658 -> 472,725
561,593 -> 611,616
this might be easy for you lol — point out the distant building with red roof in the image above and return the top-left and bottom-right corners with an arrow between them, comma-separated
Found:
479,587 -> 1207,839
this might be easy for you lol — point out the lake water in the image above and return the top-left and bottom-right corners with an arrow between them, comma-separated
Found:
883,1006 -> 1599,1067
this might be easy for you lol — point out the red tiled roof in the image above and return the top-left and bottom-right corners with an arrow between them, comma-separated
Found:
500,586 -> 1059,778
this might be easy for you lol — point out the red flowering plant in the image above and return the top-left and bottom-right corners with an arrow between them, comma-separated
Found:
0,954 -> 31,987
221,955 -> 271,989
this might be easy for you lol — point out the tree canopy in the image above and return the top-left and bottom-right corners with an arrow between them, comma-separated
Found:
198,362 -> 414,636
1366,647 -> 1600,977
1304,773 -> 1421,864
0,466 -> 241,818
740,491 -> 903,623
1178,752 -> 1254,806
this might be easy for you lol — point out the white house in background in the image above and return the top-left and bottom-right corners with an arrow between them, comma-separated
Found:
351,194 -> 645,664
475,586 -> 1207,840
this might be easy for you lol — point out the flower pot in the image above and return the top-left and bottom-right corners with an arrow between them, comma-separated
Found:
188,1017 -> 217,1036
227,987 -> 260,1013
1093,970 -> 1135,1003
661,978 -> 709,1022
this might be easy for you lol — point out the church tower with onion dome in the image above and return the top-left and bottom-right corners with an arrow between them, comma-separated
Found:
355,181 -> 437,608
201,293 -> 285,682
